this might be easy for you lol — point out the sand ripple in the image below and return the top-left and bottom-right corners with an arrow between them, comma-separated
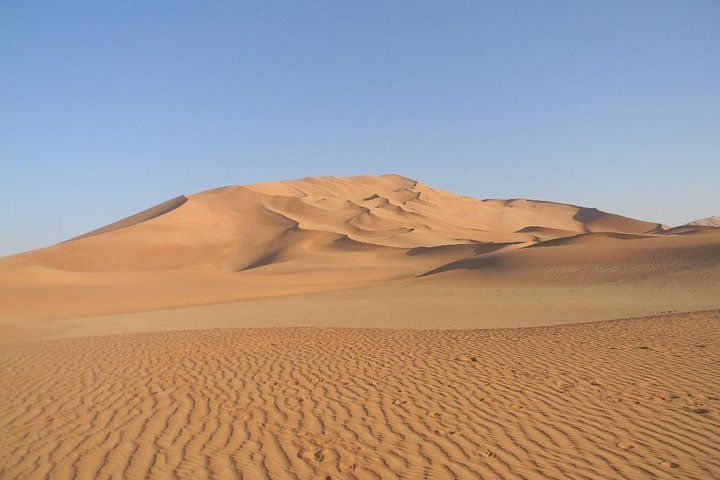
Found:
1,311 -> 718,479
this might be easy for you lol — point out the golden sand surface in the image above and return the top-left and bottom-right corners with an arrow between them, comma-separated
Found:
1,310 -> 718,480
6,173 -> 717,325
1,175 -> 719,479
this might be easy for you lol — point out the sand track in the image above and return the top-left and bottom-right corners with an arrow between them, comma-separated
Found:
2,310 -> 718,479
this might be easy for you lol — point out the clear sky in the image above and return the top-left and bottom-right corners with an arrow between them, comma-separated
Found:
1,1 -> 718,256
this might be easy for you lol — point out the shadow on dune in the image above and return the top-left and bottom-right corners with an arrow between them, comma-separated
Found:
68,195 -> 189,242
407,241 -> 521,258
474,242 -> 524,255
239,253 -> 279,271
572,207 -> 602,233
524,232 -> 650,249
572,207 -> 664,234
415,241 -> 523,276
418,255 -> 501,277
406,244 -> 475,257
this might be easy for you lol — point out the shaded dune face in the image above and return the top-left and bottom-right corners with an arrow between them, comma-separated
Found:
68,195 -> 190,242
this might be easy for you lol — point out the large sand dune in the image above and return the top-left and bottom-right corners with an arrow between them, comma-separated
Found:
0,174 -> 664,274
2,173 -> 718,339
1,174 -> 719,479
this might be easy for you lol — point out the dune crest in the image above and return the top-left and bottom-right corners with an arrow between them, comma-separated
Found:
687,215 -> 720,228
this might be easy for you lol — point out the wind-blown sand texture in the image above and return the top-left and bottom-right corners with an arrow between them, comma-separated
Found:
1,311 -> 718,479
1,175 -> 719,479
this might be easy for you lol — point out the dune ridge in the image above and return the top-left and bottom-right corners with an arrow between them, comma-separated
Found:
687,215 -> 720,228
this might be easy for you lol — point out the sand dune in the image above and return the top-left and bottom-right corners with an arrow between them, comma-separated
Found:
2,174 -> 719,479
0,174 -> 664,273
423,229 -> 720,281
1,311 -> 718,479
687,215 -> 720,228
2,173 -> 708,330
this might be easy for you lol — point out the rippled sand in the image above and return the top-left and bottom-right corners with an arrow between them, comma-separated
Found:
2,310 -> 718,479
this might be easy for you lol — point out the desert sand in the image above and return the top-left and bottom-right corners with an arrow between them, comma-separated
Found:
1,174 -> 719,479
688,215 -> 720,228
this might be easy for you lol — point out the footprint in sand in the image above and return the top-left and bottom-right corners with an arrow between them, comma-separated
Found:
616,441 -> 634,451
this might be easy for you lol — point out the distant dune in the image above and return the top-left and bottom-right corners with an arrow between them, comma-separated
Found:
687,215 -> 720,227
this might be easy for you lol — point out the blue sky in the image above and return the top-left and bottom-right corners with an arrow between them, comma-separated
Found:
1,1 -> 718,256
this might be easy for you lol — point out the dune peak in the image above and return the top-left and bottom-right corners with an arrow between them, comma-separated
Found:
0,174 -> 669,275
687,215 -> 720,228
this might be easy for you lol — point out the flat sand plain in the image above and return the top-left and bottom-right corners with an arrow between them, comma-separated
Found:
1,311 -> 718,479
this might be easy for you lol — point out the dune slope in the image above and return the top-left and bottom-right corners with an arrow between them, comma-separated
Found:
687,215 -> 720,228
3,173 -> 707,329
0,174 -> 663,272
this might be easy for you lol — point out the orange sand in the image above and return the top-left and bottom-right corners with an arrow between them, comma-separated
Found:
1,174 -> 718,479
